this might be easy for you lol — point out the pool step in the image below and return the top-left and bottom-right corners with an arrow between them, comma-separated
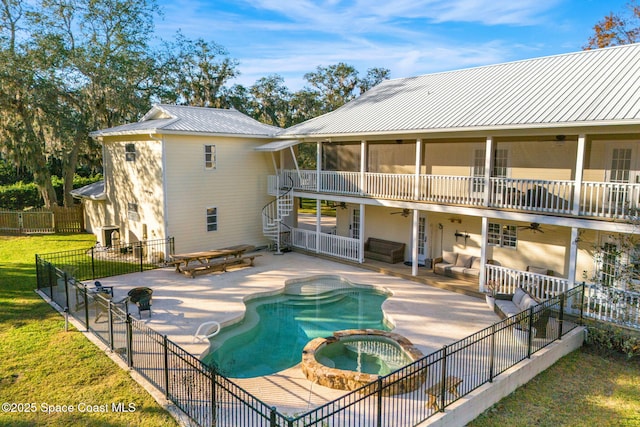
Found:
282,291 -> 349,306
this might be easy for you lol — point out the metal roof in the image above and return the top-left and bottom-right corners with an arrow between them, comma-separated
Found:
281,44 -> 640,138
70,180 -> 106,201
254,139 -> 301,152
90,104 -> 280,138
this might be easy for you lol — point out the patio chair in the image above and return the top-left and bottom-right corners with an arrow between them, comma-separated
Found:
92,281 -> 114,297
127,287 -> 153,318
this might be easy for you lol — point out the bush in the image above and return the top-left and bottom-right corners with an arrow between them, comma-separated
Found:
584,320 -> 640,359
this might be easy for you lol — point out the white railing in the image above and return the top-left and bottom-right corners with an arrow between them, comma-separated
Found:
318,233 -> 360,261
320,171 -> 361,195
291,228 -> 360,262
420,175 -> 484,206
583,284 -> 640,329
275,170 -> 640,221
485,264 -> 570,299
365,173 -> 414,200
489,178 -> 574,213
580,182 -> 640,219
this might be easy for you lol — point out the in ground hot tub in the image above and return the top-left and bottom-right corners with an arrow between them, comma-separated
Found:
301,329 -> 425,395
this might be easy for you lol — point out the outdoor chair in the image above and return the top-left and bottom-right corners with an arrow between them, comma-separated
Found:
127,287 -> 153,318
92,281 -> 114,297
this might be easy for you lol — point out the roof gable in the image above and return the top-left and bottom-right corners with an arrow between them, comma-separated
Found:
91,104 -> 280,138
281,44 -> 640,137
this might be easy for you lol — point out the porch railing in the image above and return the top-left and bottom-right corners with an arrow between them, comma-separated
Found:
583,284 -> 640,329
277,170 -> 640,220
291,228 -> 360,261
485,264 -> 570,300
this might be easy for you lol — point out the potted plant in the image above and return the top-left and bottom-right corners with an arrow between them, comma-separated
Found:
484,280 -> 497,310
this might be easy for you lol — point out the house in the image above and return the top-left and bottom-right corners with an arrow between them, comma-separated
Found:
257,43 -> 640,295
82,104 -> 280,253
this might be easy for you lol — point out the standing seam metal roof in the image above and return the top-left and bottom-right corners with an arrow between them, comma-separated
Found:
90,104 -> 280,137
280,44 -> 640,137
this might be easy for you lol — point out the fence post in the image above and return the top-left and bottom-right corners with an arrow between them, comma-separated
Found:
579,282 -> 586,325
35,255 -> 41,289
48,262 -> 55,298
91,247 -> 96,280
164,336 -> 169,399
269,406 -> 278,427
489,323 -> 496,382
527,306 -> 534,358
209,365 -> 216,427
126,314 -> 133,368
64,272 -> 70,311
440,345 -> 448,412
376,377 -> 383,427
108,301 -> 114,350
83,284 -> 90,331
138,242 -> 144,272
557,293 -> 565,341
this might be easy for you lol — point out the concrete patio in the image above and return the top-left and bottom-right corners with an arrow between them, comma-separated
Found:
95,250 -> 499,414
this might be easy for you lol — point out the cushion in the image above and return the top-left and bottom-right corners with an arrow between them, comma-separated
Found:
449,266 -> 467,275
519,294 -> 537,310
512,288 -> 528,306
456,254 -> 473,267
442,250 -> 457,265
463,268 -> 480,276
470,256 -> 481,269
528,266 -> 548,275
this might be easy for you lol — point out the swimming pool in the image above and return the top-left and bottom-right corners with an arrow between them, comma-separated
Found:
202,275 -> 391,378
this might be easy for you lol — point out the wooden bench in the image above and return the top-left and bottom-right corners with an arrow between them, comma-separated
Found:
181,254 -> 261,278
425,375 -> 462,411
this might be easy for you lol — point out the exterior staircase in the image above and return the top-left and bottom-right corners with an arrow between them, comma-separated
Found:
262,176 -> 293,252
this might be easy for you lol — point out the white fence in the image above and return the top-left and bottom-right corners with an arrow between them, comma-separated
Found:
291,228 -> 360,262
583,284 -> 640,329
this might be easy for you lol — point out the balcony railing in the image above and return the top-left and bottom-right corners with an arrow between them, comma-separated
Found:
278,170 -> 640,220
485,264 -> 570,299
291,228 -> 360,262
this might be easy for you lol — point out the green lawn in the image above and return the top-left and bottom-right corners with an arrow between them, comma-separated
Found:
469,347 -> 640,427
0,234 -> 177,426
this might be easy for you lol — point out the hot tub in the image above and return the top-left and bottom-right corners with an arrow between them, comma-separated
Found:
301,329 -> 425,395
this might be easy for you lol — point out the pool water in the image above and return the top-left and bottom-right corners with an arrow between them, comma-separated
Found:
202,278 -> 390,378
315,339 -> 412,376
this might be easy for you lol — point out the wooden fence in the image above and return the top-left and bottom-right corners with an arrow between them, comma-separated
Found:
0,206 -> 84,234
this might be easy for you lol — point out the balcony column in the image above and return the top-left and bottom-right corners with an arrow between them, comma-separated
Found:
315,199 -> 321,254
316,141 -> 322,192
359,203 -> 365,263
568,227 -> 579,291
483,136 -> 494,207
411,139 -> 423,276
572,134 -> 586,215
360,140 -> 367,195
480,216 -> 489,290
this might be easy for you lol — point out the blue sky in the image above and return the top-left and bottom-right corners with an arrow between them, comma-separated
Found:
155,0 -> 631,90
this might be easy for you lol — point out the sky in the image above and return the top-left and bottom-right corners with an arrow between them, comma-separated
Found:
154,0 -> 632,90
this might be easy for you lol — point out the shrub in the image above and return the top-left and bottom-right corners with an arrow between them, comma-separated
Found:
584,320 -> 640,359
0,175 -> 102,210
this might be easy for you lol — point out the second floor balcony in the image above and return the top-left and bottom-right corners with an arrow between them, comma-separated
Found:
271,170 -> 640,221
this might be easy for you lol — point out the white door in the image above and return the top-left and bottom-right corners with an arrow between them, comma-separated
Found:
417,215 -> 428,263
606,144 -> 639,207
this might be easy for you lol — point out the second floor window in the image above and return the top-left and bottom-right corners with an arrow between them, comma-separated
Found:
128,202 -> 139,221
205,145 -> 216,169
125,143 -> 136,162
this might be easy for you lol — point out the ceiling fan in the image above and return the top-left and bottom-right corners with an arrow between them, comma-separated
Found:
390,209 -> 410,217
518,222 -> 544,233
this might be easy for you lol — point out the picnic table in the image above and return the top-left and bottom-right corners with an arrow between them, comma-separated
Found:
168,245 -> 259,278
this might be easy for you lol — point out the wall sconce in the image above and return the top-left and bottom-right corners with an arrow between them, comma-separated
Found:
449,218 -> 461,224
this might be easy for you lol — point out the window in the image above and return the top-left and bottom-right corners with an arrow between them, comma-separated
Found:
128,203 -> 139,221
125,144 -> 136,162
472,149 -> 485,194
488,222 -> 517,248
206,207 -> 218,232
205,145 -> 216,169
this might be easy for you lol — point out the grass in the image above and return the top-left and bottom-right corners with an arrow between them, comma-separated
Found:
469,347 -> 640,427
298,198 -> 338,217
0,234 -> 177,426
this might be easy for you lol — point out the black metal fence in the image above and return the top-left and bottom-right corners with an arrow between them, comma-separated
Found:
36,250 -> 584,427
36,237 -> 174,282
